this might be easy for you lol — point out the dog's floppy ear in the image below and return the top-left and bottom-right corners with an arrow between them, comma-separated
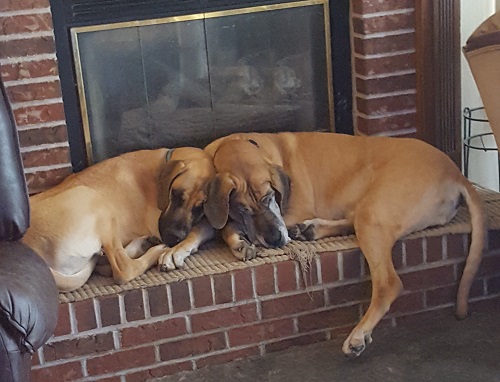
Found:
157,160 -> 187,211
270,165 -> 291,213
204,173 -> 236,229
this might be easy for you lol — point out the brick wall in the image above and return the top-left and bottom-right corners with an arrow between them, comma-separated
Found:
351,0 -> 417,136
30,231 -> 500,382
0,0 -> 72,194
0,0 -> 418,193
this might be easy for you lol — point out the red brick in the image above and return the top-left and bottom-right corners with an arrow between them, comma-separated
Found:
0,36 -> 55,59
446,234 -> 466,259
356,94 -> 416,116
97,294 -> 120,327
53,303 -> 71,336
148,285 -> 169,317
18,125 -> 68,147
191,275 -> 213,307
354,33 -> 415,56
191,303 -> 258,332
487,275 -> 500,294
328,281 -> 371,306
213,272 -> 233,304
31,361 -> 82,382
13,102 -> 65,126
342,249 -> 362,279
196,347 -> 260,369
352,12 -> 414,35
355,52 -> 415,76
6,80 -> 61,103
125,362 -> 192,382
0,0 -> 50,12
43,333 -> 114,362
159,332 -> 226,361
74,299 -> 97,332
0,13 -> 53,35
392,241 -> 404,270
356,113 -> 416,136
488,229 -> 500,250
94,377 -> 121,382
21,146 -> 70,168
32,350 -> 40,366
276,260 -> 297,292
169,280 -> 191,313
320,251 -> 339,283
25,167 -> 72,194
405,238 -> 424,267
352,0 -> 414,14
265,332 -> 326,354
121,317 -> 186,347
233,268 -> 254,301
124,289 -> 145,322
298,305 -> 360,332
255,263 -> 275,296
426,279 -> 483,307
86,346 -> 156,375
228,319 -> 295,347
261,291 -> 324,319
469,295 -> 500,313
388,291 -> 424,315
356,73 -> 416,96
400,265 -> 455,291
478,255 -> 500,277
1,59 -> 58,82
426,236 -> 444,263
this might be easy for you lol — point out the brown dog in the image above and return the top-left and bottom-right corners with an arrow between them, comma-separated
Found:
22,147 -> 216,292
204,132 -> 485,357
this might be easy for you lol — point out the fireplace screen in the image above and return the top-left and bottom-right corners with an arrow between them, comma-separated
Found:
71,0 -> 333,163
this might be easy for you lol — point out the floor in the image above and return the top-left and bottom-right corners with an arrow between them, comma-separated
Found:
156,300 -> 500,382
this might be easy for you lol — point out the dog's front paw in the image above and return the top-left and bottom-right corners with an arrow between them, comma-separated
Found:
231,236 -> 258,261
157,247 -> 191,272
288,223 -> 316,241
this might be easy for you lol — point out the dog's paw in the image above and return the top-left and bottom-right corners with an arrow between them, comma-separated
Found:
157,247 -> 191,272
231,236 -> 258,261
342,332 -> 372,358
288,223 -> 316,241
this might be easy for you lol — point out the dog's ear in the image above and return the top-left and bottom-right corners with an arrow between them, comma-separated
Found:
204,173 -> 236,229
270,165 -> 291,213
157,160 -> 187,211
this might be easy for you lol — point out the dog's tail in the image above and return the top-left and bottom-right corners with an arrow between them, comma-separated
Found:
456,181 -> 486,319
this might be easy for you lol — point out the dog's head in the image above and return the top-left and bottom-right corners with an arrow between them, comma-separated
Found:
157,147 -> 215,247
204,138 -> 291,248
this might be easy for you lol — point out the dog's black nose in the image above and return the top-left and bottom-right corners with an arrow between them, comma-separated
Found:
266,230 -> 284,248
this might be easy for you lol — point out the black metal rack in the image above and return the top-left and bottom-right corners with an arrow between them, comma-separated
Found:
463,106 -> 499,189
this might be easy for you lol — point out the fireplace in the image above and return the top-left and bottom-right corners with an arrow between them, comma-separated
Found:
50,0 -> 353,168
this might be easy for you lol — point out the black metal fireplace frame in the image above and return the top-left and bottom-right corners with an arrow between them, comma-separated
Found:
50,0 -> 352,171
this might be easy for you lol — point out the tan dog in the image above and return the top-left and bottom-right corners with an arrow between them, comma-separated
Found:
204,132 -> 485,357
23,147 -> 216,292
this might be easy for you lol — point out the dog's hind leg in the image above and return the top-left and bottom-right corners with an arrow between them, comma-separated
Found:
51,256 -> 98,292
342,219 -> 403,357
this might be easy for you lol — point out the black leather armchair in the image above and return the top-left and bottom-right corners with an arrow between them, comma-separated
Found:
0,78 -> 59,381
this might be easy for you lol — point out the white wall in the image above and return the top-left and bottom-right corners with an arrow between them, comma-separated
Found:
461,0 -> 498,190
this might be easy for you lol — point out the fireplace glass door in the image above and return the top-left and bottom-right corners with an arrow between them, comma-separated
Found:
72,0 -> 333,163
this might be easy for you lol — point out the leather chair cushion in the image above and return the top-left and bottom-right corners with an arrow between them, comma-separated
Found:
0,241 -> 58,353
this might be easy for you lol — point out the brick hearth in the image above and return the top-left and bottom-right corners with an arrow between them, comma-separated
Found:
30,230 -> 500,382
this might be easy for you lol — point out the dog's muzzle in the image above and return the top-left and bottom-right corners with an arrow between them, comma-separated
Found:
158,216 -> 189,247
